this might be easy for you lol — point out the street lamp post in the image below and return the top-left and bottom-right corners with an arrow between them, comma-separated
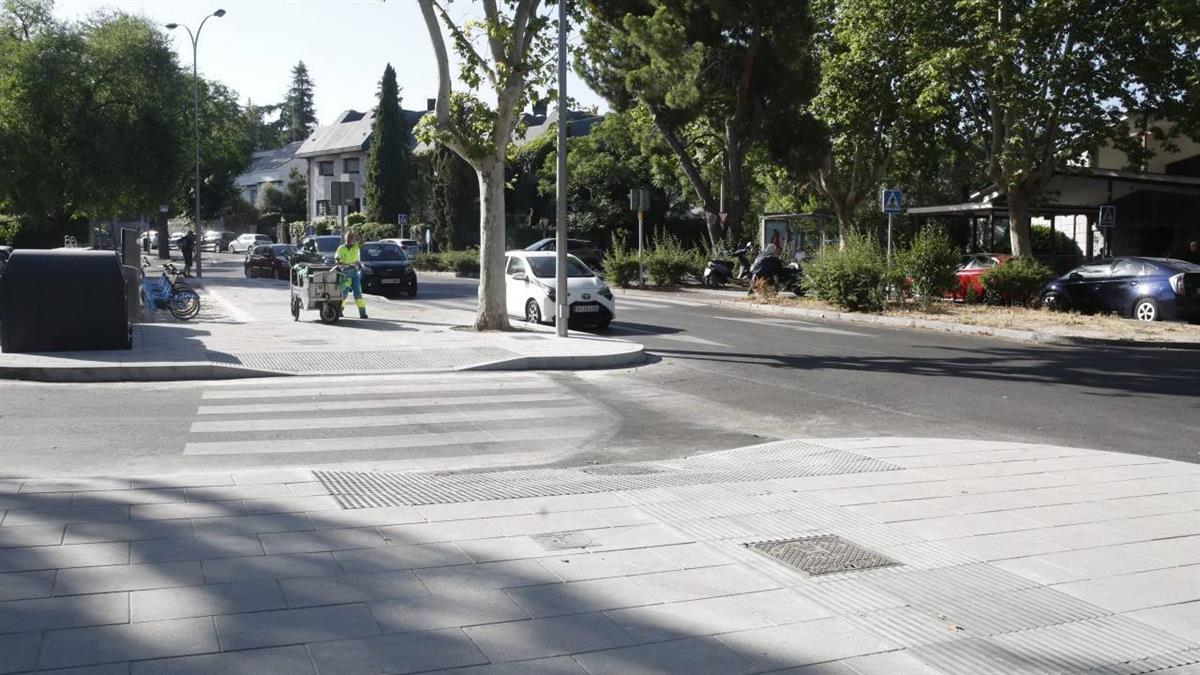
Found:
166,9 -> 225,279
554,0 -> 568,337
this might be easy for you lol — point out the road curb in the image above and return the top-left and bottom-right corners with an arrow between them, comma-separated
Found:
616,287 -> 1200,350
0,363 -> 280,383
463,342 -> 647,372
0,342 -> 648,383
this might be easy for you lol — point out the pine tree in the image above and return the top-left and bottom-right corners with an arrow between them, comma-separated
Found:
278,61 -> 317,144
364,64 -> 409,224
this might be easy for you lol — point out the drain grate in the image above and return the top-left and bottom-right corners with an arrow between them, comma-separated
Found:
581,465 -> 665,476
314,440 -> 903,508
746,535 -> 900,576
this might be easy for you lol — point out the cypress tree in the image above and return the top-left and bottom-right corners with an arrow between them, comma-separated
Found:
365,64 -> 409,225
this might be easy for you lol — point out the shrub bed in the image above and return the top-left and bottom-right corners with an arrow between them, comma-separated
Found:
803,233 -> 889,312
644,233 -> 704,286
411,250 -> 479,276
601,235 -> 640,288
981,256 -> 1053,307
898,226 -> 960,308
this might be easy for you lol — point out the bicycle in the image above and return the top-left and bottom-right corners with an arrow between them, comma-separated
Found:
141,257 -> 201,320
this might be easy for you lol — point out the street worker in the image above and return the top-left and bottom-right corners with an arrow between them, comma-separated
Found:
179,230 -> 195,277
336,229 -> 368,319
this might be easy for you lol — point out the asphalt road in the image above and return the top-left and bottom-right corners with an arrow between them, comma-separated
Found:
1,253 -> 1196,477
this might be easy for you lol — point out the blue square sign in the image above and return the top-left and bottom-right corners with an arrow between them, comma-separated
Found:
1099,204 -> 1116,228
881,189 -> 903,214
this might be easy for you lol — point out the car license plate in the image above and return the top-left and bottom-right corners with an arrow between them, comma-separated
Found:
381,278 -> 401,284
572,305 -> 598,313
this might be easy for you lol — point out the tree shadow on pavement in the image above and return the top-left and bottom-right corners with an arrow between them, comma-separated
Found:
0,472 -> 893,673
647,341 -> 1200,400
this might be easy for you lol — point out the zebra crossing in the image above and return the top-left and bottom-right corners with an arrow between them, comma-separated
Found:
183,372 -> 606,464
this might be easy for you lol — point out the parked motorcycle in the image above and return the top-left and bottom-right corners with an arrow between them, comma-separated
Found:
702,244 -> 754,288
749,246 -> 804,296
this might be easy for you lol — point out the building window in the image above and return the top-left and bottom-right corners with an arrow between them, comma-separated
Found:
247,187 -> 258,203
318,161 -> 334,176
316,200 -> 330,216
344,158 -> 359,174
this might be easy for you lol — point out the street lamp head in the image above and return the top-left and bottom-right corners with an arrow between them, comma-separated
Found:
213,9 -> 226,17
164,22 -> 179,29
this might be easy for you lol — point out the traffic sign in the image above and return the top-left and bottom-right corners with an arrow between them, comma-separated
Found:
1099,204 -> 1116,228
881,189 -> 903,214
629,188 -> 650,212
397,213 -> 409,227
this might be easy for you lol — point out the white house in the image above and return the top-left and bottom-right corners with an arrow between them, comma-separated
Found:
297,110 -> 376,221
234,141 -> 305,205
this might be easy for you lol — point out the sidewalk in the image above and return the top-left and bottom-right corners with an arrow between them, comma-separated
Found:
0,438 -> 1196,673
0,264 -> 643,381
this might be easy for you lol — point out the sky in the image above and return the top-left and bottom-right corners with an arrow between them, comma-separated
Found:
53,0 -> 608,126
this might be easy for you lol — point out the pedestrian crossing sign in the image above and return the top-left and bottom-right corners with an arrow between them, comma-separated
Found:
881,189 -> 903,214
1099,204 -> 1116,228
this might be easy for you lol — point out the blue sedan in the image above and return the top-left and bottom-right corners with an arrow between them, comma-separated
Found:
1041,257 -> 1200,321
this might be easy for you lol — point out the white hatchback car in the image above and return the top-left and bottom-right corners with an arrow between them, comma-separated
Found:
505,250 -> 614,329
228,233 -> 272,254
380,238 -> 422,258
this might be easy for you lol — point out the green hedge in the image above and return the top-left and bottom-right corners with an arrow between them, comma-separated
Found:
898,226 -> 960,308
981,256 -> 1053,307
644,232 -> 705,286
601,234 -> 641,287
0,214 -> 21,245
350,221 -> 400,242
411,250 -> 479,276
804,232 -> 889,312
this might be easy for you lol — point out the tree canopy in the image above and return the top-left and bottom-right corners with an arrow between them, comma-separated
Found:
580,0 -> 823,246
0,3 -> 188,243
909,0 -> 1200,255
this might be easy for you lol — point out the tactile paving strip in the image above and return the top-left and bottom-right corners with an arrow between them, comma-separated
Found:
907,616 -> 1200,674
314,440 -> 903,508
208,347 -> 520,373
744,534 -> 900,576
581,465 -> 665,476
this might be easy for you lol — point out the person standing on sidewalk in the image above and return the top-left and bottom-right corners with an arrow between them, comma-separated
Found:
336,230 -> 368,319
180,229 -> 195,277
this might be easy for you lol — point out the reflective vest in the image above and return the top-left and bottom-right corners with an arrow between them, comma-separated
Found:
335,243 -> 360,265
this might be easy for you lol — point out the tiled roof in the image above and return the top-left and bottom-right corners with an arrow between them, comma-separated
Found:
297,110 -> 376,158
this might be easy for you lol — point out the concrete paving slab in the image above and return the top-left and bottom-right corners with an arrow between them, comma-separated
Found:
0,437 -> 1196,674
130,645 -> 315,675
214,603 -> 381,650
39,617 -> 219,670
463,612 -> 637,662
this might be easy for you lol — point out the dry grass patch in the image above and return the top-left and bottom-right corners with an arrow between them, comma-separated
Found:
743,296 -> 1200,343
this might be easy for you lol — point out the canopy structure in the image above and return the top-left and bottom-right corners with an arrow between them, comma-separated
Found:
907,167 -> 1200,265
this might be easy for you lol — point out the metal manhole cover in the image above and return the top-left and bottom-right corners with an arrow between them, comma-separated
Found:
581,464 -> 664,476
747,535 -> 899,576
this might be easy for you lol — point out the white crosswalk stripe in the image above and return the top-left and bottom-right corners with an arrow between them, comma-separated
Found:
196,392 -> 567,416
201,378 -> 548,400
184,427 -> 595,455
618,296 -> 706,308
715,315 -> 873,337
182,373 -> 603,460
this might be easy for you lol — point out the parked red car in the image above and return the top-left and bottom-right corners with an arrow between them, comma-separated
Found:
951,254 -> 1011,301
